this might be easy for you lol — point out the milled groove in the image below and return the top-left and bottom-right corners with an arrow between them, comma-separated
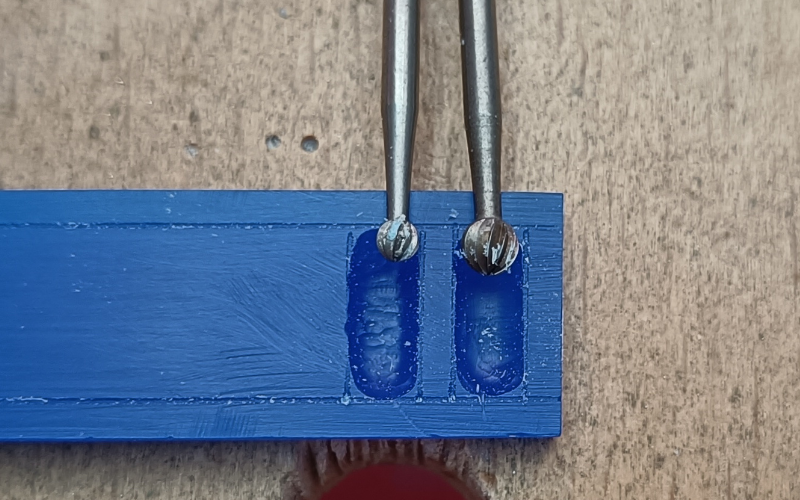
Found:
1,396 -> 558,406
448,226 -> 460,401
453,241 -> 525,396
415,228 -> 427,402
522,228 -> 531,401
345,229 -> 420,399
0,222 -> 560,230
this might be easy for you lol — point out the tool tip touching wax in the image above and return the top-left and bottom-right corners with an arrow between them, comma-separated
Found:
376,216 -> 420,262
461,217 -> 519,275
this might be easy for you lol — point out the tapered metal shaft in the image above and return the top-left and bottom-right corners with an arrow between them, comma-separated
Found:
376,0 -> 420,262
382,0 -> 419,221
459,0 -> 502,220
459,0 -> 519,275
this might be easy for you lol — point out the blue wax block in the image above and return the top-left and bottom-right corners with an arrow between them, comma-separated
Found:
0,190 -> 563,441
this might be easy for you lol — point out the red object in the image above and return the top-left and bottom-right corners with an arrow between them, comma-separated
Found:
321,464 -> 468,500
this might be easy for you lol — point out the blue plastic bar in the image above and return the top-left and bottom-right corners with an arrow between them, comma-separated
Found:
0,190 -> 562,441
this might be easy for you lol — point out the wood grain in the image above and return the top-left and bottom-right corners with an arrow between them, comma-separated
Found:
1,0 -> 799,498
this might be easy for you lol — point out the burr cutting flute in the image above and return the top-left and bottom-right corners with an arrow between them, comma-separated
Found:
459,0 -> 519,275
376,0 -> 420,262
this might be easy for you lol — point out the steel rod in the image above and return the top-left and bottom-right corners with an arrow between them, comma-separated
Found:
376,0 -> 421,262
459,0 -> 519,275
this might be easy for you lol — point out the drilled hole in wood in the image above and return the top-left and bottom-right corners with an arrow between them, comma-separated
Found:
266,135 -> 282,151
301,136 -> 319,153
184,143 -> 199,159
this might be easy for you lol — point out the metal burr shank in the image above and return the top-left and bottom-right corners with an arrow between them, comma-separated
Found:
459,0 -> 519,275
376,0 -> 421,262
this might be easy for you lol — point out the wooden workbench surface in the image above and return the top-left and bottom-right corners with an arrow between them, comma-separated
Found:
1,0 -> 798,498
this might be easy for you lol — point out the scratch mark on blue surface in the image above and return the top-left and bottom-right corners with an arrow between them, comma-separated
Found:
394,403 -> 424,435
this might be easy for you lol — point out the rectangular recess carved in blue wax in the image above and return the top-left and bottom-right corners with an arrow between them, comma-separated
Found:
0,190 -> 563,441
346,229 -> 420,400
454,238 -> 525,397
